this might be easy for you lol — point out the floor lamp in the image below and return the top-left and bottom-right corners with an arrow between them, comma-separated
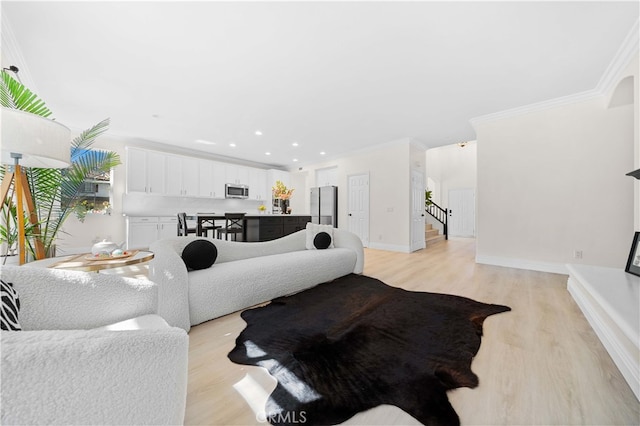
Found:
1,107 -> 71,265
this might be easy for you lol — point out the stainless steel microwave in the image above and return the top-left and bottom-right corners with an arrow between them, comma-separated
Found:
225,183 -> 249,199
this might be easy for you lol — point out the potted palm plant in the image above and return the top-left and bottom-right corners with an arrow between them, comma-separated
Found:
0,70 -> 121,260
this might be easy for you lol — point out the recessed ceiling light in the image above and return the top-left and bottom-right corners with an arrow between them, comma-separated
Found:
195,139 -> 216,145
320,151 -> 326,155
265,152 -> 271,156
292,142 -> 299,147
255,130 -> 263,136
229,143 -> 236,148
293,159 -> 298,162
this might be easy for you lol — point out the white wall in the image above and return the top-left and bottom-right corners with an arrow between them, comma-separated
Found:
292,139 -> 417,252
475,96 -> 635,272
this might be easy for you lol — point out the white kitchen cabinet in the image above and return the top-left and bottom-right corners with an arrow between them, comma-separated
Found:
212,162 -> 226,198
199,160 -> 227,198
249,169 -> 268,201
165,155 -> 199,196
126,147 -> 166,194
226,164 -> 250,185
316,166 -> 338,187
158,217 -> 178,239
126,216 -> 178,249
198,160 -> 214,197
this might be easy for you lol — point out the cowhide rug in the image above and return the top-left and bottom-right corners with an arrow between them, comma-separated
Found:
228,274 -> 511,426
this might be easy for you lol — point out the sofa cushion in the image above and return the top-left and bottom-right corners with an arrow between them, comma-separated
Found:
182,239 -> 218,270
1,279 -> 21,331
306,223 -> 335,250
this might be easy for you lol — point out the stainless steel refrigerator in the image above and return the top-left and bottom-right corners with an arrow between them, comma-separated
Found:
310,186 -> 338,227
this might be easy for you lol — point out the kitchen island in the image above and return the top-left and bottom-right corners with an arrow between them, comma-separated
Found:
187,213 -> 311,242
245,214 -> 311,242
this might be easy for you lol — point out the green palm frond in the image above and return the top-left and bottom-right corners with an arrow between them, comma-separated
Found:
0,70 -> 52,116
71,118 -> 110,155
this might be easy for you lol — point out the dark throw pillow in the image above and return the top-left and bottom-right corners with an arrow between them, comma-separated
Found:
181,239 -> 218,271
313,232 -> 332,250
1,279 -> 21,331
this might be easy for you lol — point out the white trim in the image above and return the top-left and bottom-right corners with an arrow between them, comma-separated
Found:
567,273 -> 640,401
596,18 -> 640,94
475,255 -> 568,275
368,242 -> 411,253
470,90 -> 601,128
470,18 -> 639,128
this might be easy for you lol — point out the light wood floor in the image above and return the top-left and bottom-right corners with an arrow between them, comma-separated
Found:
174,238 -> 639,425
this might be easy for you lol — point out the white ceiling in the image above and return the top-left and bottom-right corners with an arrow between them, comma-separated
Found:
2,1 -> 638,169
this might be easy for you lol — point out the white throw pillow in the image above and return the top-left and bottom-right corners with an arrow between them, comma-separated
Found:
305,223 -> 335,250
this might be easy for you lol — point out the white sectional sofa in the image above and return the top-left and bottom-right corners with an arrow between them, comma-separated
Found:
150,227 -> 364,331
0,265 -> 189,426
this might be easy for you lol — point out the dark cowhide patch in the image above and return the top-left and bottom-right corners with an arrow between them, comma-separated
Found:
228,274 -> 511,426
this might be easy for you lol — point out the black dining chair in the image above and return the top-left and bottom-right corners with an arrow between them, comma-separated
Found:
216,213 -> 245,241
177,213 -> 197,236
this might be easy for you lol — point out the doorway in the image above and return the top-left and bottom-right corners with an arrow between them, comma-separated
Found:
347,174 -> 370,247
448,188 -> 475,237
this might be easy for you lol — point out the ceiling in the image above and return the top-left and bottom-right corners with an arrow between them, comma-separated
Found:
2,1 -> 638,169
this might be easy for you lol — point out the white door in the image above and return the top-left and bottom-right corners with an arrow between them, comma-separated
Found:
347,174 -> 369,247
411,170 -> 425,252
448,188 -> 475,237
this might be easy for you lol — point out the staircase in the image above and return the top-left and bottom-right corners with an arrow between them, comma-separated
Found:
425,200 -> 448,243
425,223 -> 445,245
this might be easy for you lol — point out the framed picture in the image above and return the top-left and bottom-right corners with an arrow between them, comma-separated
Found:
625,232 -> 640,277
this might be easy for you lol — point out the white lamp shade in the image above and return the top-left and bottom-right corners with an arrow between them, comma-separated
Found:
1,107 -> 71,168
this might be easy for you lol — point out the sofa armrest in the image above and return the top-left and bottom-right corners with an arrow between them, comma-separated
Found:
333,228 -> 365,274
1,327 -> 189,425
0,265 -> 158,331
148,241 -> 191,331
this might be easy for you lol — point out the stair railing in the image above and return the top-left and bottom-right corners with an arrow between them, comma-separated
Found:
425,201 -> 448,240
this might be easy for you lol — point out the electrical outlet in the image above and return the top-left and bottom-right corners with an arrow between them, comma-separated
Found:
574,250 -> 583,259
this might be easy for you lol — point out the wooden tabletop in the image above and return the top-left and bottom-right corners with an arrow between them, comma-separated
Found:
27,250 -> 155,272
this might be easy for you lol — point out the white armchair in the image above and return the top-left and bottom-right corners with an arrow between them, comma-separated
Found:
0,265 -> 189,426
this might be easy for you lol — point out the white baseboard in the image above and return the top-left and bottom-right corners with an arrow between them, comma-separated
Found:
368,242 -> 411,253
567,271 -> 640,401
475,255 -> 568,275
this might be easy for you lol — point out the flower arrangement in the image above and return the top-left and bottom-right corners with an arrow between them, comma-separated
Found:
272,180 -> 295,200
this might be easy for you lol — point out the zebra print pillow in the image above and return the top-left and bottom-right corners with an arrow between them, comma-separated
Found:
1,279 -> 21,331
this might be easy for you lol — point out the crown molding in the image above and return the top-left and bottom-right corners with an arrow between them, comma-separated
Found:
469,89 -> 601,129
471,18 -> 639,129
596,18 -> 639,95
